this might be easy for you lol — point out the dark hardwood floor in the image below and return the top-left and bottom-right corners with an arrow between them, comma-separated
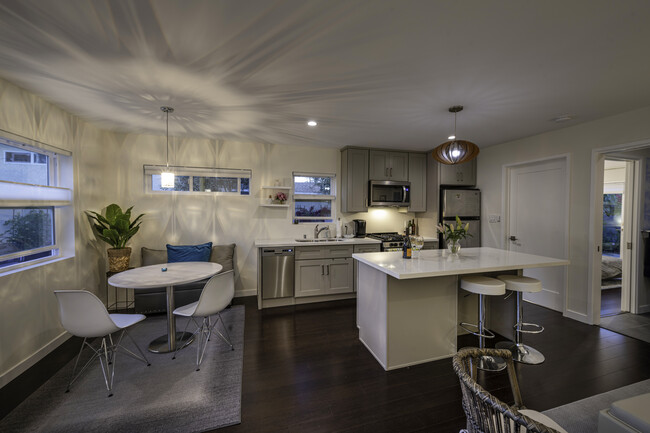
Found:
601,287 -> 622,317
220,297 -> 650,432
3,297 -> 650,432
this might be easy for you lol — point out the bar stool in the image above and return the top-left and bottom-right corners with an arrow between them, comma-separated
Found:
459,275 -> 507,371
495,275 -> 545,365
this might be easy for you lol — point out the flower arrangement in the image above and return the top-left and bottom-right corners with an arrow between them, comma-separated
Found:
437,216 -> 471,243
275,192 -> 287,203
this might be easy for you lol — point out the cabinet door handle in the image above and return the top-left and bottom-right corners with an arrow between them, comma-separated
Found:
326,265 -> 330,275
390,167 -> 393,177
321,265 -> 324,275
385,167 -> 389,177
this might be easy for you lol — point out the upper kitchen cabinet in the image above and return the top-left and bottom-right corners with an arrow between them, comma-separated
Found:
408,153 -> 427,212
438,158 -> 476,186
341,148 -> 369,213
369,150 -> 408,181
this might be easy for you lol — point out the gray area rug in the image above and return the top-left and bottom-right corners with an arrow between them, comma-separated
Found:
542,379 -> 650,433
0,305 -> 244,433
600,312 -> 650,344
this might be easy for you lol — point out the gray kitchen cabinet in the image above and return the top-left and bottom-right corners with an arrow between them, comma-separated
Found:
439,158 -> 476,186
295,259 -> 327,297
295,247 -> 354,297
326,258 -> 354,294
369,150 -> 408,181
341,148 -> 369,212
408,153 -> 427,212
422,241 -> 438,250
353,244 -> 381,253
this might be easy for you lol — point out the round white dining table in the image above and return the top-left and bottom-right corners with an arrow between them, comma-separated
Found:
108,261 -> 222,353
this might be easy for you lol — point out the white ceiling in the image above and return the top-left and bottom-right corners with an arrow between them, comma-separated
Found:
0,0 -> 649,150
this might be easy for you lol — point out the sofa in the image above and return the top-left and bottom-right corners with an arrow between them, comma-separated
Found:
133,243 -> 236,314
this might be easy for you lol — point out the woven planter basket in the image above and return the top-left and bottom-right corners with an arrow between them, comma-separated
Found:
107,247 -> 131,272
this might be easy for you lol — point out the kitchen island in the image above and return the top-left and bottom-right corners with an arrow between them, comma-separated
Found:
353,247 -> 568,370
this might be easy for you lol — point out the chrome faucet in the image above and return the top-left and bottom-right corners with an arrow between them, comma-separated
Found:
314,224 -> 329,239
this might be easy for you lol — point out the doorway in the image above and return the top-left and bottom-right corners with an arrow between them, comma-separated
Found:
505,156 -> 569,312
600,159 -> 633,317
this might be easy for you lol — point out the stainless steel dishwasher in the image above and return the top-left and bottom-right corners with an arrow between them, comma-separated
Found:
261,247 -> 295,299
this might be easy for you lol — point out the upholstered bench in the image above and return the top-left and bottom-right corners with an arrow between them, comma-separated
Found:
133,243 -> 236,314
598,393 -> 650,433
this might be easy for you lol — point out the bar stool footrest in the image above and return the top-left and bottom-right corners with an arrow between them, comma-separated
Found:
514,322 -> 544,334
460,322 -> 496,339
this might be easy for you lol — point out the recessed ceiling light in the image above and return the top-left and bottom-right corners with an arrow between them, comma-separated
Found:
307,120 -> 318,127
448,135 -> 456,140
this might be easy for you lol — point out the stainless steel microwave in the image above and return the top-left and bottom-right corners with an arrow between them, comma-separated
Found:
369,180 -> 410,207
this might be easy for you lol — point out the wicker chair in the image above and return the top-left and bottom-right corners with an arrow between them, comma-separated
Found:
452,348 -> 567,433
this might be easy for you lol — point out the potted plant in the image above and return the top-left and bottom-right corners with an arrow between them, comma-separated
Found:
437,216 -> 471,255
86,204 -> 145,272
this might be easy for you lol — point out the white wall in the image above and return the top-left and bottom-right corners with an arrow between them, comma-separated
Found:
0,78 -> 115,386
478,105 -> 650,323
113,134 -> 418,296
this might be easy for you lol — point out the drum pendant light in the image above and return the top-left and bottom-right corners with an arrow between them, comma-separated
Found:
432,105 -> 479,165
160,106 -> 175,188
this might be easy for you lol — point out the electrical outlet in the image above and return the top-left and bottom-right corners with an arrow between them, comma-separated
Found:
488,214 -> 501,223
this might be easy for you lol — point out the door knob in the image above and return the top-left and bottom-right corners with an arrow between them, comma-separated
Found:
509,236 -> 518,241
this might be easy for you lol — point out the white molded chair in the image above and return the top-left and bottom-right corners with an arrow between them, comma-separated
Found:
172,270 -> 235,370
54,290 -> 151,397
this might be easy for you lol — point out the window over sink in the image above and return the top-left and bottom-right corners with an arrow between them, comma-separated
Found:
292,172 -> 335,224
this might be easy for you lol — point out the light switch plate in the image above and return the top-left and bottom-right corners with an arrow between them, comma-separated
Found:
488,214 -> 501,223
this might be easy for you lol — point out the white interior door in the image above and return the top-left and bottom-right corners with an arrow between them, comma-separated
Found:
508,158 -> 568,312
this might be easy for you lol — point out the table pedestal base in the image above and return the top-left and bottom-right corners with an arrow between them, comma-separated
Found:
148,332 -> 195,354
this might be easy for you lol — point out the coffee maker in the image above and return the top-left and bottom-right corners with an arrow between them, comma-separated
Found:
353,219 -> 366,238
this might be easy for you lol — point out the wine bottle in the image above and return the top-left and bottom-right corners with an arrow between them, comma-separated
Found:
402,233 -> 412,259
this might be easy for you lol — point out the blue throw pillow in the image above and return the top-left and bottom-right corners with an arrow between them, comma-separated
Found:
166,242 -> 213,263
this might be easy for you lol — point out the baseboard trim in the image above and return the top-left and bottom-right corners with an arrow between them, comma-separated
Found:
0,331 -> 70,389
638,304 -> 650,314
564,308 -> 591,325
235,289 -> 256,298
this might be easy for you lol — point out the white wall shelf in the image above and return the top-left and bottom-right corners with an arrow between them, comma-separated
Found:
261,185 -> 291,207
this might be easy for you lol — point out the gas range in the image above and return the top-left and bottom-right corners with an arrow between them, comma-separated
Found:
367,232 -> 405,251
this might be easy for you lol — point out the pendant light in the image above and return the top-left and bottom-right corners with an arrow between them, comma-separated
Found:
160,106 -> 175,188
432,105 -> 480,165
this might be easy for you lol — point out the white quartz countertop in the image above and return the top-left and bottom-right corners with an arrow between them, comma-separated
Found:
353,247 -> 569,280
255,237 -> 381,247
255,236 -> 438,248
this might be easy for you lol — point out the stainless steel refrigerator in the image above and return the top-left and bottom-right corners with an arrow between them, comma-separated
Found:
440,188 -> 481,248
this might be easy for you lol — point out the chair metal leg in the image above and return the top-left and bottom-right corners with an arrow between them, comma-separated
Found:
209,313 -> 234,350
66,337 -> 88,393
120,329 -> 151,366
66,329 -> 150,397
97,337 -> 115,397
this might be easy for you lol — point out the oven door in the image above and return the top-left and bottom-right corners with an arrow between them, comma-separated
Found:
369,181 -> 410,207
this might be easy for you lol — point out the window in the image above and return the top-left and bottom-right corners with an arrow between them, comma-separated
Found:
144,165 -> 251,195
4,150 -> 49,165
0,136 -> 72,271
292,172 -> 336,223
